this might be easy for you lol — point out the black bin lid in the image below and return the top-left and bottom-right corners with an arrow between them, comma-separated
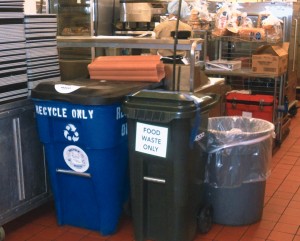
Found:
123,90 -> 219,122
31,79 -> 162,105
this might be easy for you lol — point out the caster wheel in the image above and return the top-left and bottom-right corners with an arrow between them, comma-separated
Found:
288,105 -> 298,117
197,205 -> 213,234
0,226 -> 5,241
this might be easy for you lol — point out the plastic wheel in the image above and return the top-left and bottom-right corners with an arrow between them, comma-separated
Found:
0,226 -> 5,241
197,205 -> 213,234
288,105 -> 298,117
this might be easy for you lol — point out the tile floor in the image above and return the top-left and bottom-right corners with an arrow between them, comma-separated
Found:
2,111 -> 300,241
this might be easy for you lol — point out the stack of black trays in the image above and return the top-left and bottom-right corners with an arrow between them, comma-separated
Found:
0,0 -> 28,103
24,14 -> 61,95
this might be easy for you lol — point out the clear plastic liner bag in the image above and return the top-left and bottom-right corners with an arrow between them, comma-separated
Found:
191,0 -> 211,22
167,0 -> 191,20
226,2 -> 242,34
261,14 -> 283,42
239,12 -> 253,28
196,116 -> 275,188
189,0 -> 212,30
212,2 -> 231,36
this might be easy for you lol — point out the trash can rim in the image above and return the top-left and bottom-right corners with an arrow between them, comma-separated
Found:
207,116 -> 275,135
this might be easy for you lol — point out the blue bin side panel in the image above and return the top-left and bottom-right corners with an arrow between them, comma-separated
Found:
33,99 -> 127,149
44,142 -> 129,235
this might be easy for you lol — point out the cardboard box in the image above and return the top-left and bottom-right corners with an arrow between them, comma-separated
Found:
252,43 -> 289,75
164,64 -> 208,91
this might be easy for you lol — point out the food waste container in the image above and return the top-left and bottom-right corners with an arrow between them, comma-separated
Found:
31,79 -> 159,235
202,116 -> 274,226
122,90 -> 219,241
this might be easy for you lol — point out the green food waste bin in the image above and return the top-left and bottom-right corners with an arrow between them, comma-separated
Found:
122,89 -> 219,241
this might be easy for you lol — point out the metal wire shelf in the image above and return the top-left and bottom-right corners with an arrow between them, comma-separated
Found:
207,35 -> 283,70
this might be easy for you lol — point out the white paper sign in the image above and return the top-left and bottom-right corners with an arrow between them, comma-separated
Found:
55,84 -> 82,94
135,122 -> 168,158
242,111 -> 253,118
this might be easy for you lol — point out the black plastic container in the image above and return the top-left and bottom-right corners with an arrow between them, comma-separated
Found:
123,90 -> 218,241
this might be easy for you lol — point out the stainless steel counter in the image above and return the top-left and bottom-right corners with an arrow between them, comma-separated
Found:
56,36 -> 203,51
56,36 -> 204,92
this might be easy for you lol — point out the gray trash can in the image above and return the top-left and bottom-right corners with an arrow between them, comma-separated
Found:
200,116 -> 274,226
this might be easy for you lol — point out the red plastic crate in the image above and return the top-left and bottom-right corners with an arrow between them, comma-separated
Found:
226,92 -> 274,122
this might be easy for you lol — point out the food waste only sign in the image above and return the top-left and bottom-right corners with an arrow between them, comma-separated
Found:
135,122 -> 168,158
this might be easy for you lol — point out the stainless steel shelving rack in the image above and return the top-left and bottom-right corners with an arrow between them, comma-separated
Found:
56,36 -> 203,92
204,33 -> 292,145
205,67 -> 289,145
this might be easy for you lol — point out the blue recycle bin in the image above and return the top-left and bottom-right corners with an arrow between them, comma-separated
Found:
31,79 -> 156,235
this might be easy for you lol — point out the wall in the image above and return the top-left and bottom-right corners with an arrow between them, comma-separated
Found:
24,0 -> 48,14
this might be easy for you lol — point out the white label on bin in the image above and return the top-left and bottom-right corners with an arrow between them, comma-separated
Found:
242,111 -> 253,118
63,145 -> 89,172
55,84 -> 82,94
135,122 -> 168,158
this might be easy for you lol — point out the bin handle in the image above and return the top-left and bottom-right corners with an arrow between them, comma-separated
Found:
143,176 -> 166,184
56,169 -> 91,178
208,132 -> 274,154
198,93 -> 220,113
189,93 -> 220,112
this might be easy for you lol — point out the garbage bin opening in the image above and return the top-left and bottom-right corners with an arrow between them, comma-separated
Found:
207,116 -> 275,135
228,128 -> 242,133
200,116 -> 274,188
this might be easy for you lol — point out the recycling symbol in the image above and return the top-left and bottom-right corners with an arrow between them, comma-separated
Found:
64,124 -> 79,142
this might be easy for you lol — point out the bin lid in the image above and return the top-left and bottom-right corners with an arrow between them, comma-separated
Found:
31,79 -> 162,105
123,90 -> 219,122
